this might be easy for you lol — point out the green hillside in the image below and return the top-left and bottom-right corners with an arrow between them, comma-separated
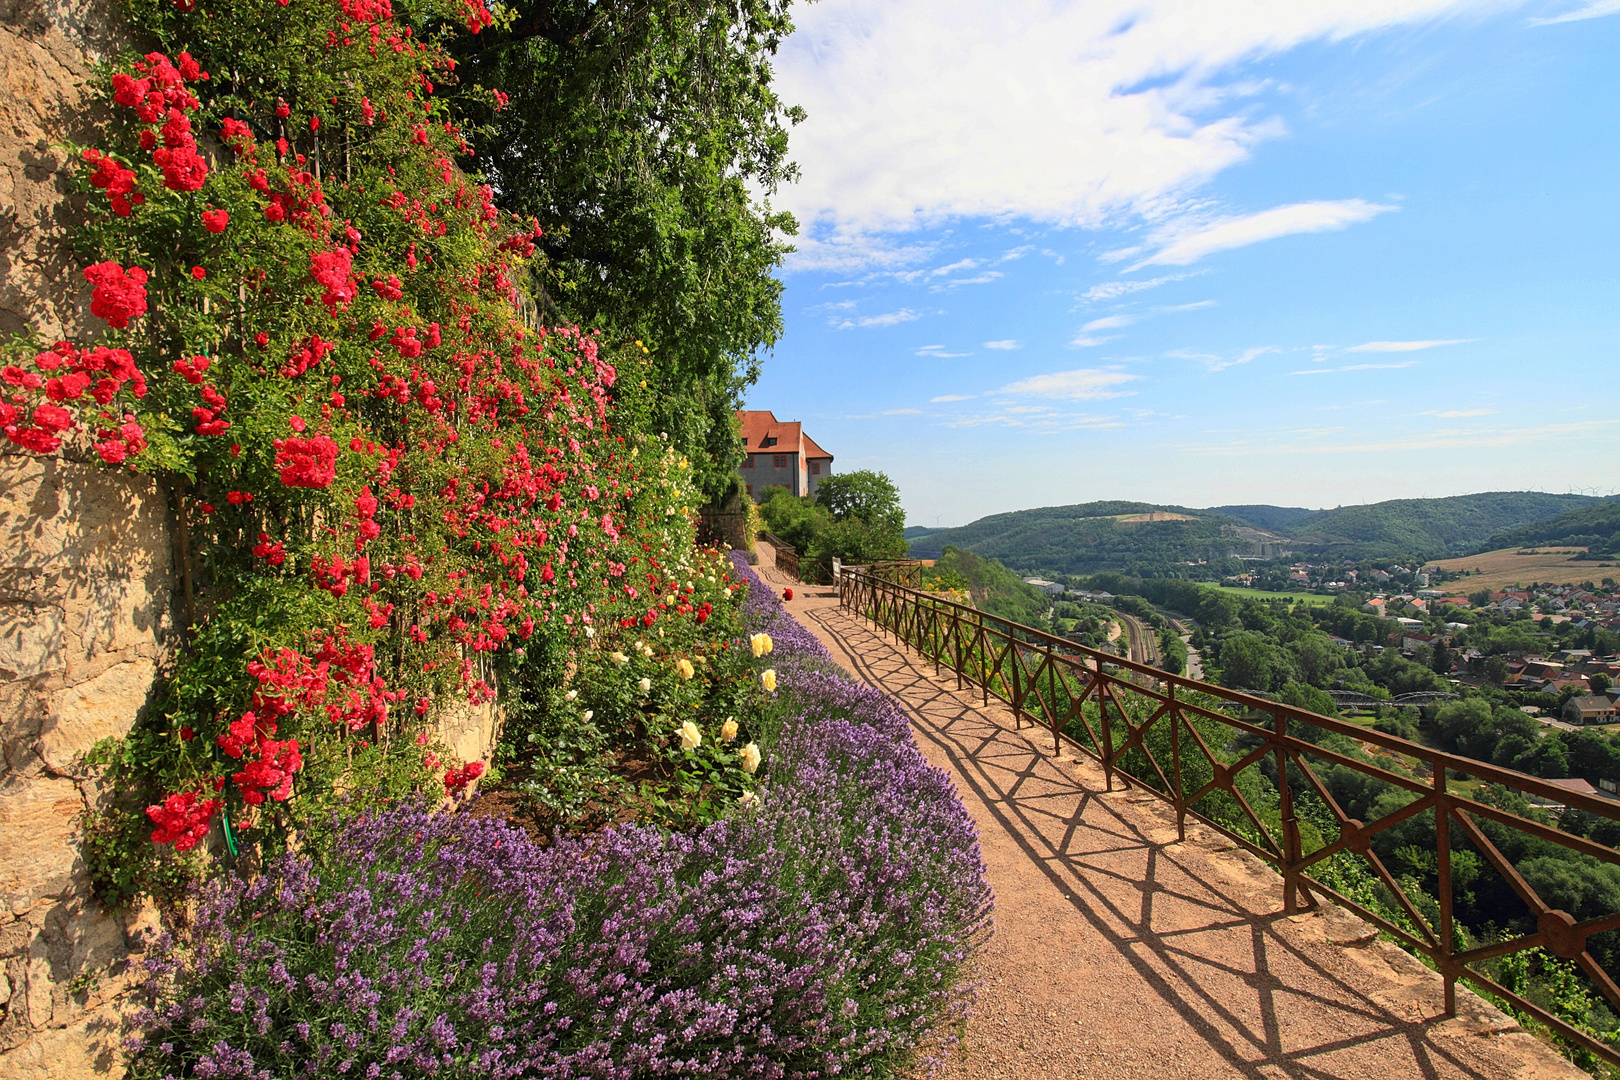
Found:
905,501 -> 1234,577
1286,492 -> 1598,557
1476,498 -> 1620,555
1210,505 -> 1315,531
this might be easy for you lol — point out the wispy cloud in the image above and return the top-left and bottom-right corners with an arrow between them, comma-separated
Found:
1083,273 -> 1191,302
947,409 -> 1122,430
929,257 -> 981,277
1345,338 -> 1470,353
914,344 -> 970,357
998,246 -> 1034,262
835,308 -> 922,329
1082,314 -> 1138,332
1289,360 -> 1420,375
1170,346 -> 1277,373
984,339 -> 1021,350
1182,418 -> 1620,457
998,367 -> 1139,400
930,393 -> 975,402
1531,0 -> 1620,23
1423,408 -> 1498,418
931,271 -> 1004,290
881,408 -> 924,415
1070,334 -> 1118,348
1161,300 -> 1218,313
1132,200 -> 1396,268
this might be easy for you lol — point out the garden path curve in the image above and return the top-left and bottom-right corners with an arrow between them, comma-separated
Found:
753,543 -> 1585,1080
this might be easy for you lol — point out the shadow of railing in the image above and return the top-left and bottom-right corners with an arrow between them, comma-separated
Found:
839,567 -> 1620,1067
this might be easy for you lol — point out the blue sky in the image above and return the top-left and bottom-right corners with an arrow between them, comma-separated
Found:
744,0 -> 1620,528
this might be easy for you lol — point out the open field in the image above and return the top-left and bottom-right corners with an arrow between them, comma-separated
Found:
1427,546 -> 1617,591
1209,585 -> 1338,607
1114,511 -> 1197,523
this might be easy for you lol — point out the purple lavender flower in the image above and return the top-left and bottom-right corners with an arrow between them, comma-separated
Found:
129,557 -> 990,1079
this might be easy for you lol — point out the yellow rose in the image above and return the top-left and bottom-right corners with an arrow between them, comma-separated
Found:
721,718 -> 739,742
679,720 -> 702,752
676,658 -> 695,680
761,668 -> 777,693
611,651 -> 628,666
739,742 -> 762,774
750,632 -> 774,658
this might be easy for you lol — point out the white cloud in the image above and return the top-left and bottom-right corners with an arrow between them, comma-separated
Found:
1082,314 -> 1138,332
1070,334 -> 1118,348
835,308 -> 921,329
1170,346 -> 1277,372
931,271 -> 1005,290
929,257 -> 980,277
1423,408 -> 1498,417
1289,360 -> 1420,375
1132,200 -> 1396,268
1531,0 -> 1620,23
998,246 -> 1034,262
984,339 -> 1021,350
1083,274 -> 1192,302
997,368 -> 1139,400
1161,300 -> 1218,313
914,344 -> 970,357
776,0 -> 1494,265
882,408 -> 924,415
1345,338 -> 1470,352
930,394 -> 975,402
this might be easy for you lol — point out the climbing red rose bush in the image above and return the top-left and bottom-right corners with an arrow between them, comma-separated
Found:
15,0 -> 722,890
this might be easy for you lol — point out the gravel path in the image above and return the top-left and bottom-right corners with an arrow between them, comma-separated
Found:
753,547 -> 1586,1080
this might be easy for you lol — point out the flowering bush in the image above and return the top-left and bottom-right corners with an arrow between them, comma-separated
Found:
24,0 -> 728,900
131,570 -> 992,1078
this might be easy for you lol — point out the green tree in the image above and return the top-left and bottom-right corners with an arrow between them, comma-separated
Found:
814,470 -> 907,533
1485,655 -> 1509,687
1215,631 -> 1297,693
451,0 -> 803,496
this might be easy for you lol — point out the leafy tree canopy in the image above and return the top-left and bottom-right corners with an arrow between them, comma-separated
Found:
815,470 -> 906,533
450,0 -> 803,497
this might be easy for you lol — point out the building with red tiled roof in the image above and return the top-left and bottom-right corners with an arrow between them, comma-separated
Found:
735,410 -> 834,500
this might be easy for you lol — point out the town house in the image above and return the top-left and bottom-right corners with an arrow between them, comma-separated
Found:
736,410 -> 834,500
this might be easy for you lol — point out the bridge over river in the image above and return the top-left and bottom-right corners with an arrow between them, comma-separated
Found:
754,542 -> 1586,1080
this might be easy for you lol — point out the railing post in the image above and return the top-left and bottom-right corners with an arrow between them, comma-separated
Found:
1435,755 -> 1456,1016
1170,685 -> 1185,843
1099,663 -> 1114,792
1277,711 -> 1301,914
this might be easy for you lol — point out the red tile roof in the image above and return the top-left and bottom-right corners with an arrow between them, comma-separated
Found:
735,410 -> 833,461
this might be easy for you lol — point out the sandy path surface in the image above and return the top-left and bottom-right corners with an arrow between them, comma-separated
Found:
752,546 -> 1584,1080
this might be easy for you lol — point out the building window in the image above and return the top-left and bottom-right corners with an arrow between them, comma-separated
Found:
761,436 -> 777,448
773,453 -> 789,468
810,461 -> 821,475
743,455 -> 755,469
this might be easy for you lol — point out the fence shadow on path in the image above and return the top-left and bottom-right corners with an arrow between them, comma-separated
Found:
769,564 -> 1581,1080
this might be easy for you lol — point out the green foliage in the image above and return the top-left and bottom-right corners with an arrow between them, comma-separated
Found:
930,547 -> 1051,626
449,0 -> 802,499
1478,498 -> 1620,554
757,485 -> 830,555
1288,491 -> 1600,559
814,470 -> 906,533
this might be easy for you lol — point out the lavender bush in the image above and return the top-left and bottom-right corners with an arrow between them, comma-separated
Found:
131,562 -> 991,1079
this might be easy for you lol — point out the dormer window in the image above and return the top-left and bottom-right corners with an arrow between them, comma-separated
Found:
761,436 -> 778,448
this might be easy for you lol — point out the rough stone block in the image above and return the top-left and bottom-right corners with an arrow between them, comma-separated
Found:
37,659 -> 155,774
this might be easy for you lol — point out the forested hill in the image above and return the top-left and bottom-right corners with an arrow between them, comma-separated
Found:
905,501 -> 1236,577
908,491 -> 1604,576
1209,505 -> 1314,531
1286,492 -> 1599,558
1475,498 -> 1620,554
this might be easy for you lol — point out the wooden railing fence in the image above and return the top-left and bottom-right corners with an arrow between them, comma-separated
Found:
840,565 -> 1620,1065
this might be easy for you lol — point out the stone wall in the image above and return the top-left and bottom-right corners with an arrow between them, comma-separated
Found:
0,4 -> 168,1077
0,6 -> 508,1074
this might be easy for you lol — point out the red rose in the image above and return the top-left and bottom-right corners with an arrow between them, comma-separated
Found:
83,261 -> 148,328
191,266 -> 206,280
201,208 -> 228,233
